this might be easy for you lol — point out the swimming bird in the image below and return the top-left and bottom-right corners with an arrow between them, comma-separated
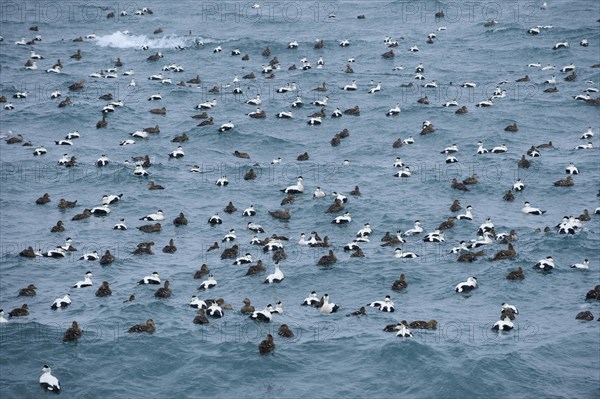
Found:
246,94 -> 262,106
393,165 -> 412,178
580,127 -> 594,139
162,239 -> 177,253
332,212 -> 351,224
278,324 -> 294,338
18,284 -> 37,297
140,210 -> 164,221
137,223 -> 160,233
451,200 -> 462,213
302,291 -> 321,307
513,179 -> 525,191
457,205 -> 473,220
554,176 -> 574,187
233,253 -> 254,265
96,155 -> 110,167
43,247 -> 67,257
220,245 -> 238,259
90,204 -> 111,216
441,144 -> 459,154
368,82 -> 381,94
51,294 -> 71,309
168,146 -> 185,158
258,334 -> 275,355
368,295 -> 395,312
491,243 -> 517,261
206,301 -> 223,318
506,267 -> 525,280
451,179 -> 469,191
565,163 -> 579,175
522,202 -> 546,215
39,365 -> 61,394
173,212 -> 188,226
8,304 -> 29,318
154,280 -> 172,298
73,272 -> 92,288
320,294 -> 339,314
394,248 -> 419,258
380,230 -> 405,247
269,209 -> 291,220
208,213 -> 222,225
79,250 -> 99,261
222,229 -> 236,243
245,259 -> 266,275
218,121 -> 235,132
423,229 -> 445,242
553,41 -> 569,50
240,298 -> 255,314
36,193 -> 51,205
446,155 -> 458,164
396,325 -> 413,338
192,309 -> 209,325
575,142 -> 593,150
99,250 -> 115,265
518,155 -> 531,169
264,263 -> 284,283
215,176 -> 229,186
95,281 -> 112,297
455,276 -> 478,292
527,146 -> 541,157
33,146 -> 47,156
492,316 -> 514,331
391,274 -> 408,291
128,319 -> 155,333
63,321 -> 82,342
533,256 -> 554,271
133,165 -> 148,176
490,144 -> 508,153
476,141 -> 489,154
193,264 -> 210,280
138,272 -> 160,285
250,305 -> 272,322
199,274 -> 217,290
404,221 -> 423,236
281,176 -> 304,194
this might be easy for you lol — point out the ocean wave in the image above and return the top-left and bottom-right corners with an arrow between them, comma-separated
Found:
93,31 -> 198,49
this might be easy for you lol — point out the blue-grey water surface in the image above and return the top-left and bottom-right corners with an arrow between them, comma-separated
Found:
0,1 -> 599,398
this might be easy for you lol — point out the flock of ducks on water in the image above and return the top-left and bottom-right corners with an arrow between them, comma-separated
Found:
1,3 -> 599,393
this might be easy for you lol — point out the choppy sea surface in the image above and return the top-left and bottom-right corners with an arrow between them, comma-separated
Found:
0,1 -> 599,398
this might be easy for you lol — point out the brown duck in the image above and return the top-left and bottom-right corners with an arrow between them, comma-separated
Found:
63,321 -> 83,341
138,223 -> 161,233
128,319 -> 155,333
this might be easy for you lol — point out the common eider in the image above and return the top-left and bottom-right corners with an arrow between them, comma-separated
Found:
258,334 -> 275,355
264,263 -> 284,283
522,201 -> 546,215
99,250 -> 115,265
533,256 -> 554,271
154,280 -> 172,298
492,316 -> 514,331
73,272 -> 93,288
39,365 -> 61,394
51,294 -> 71,309
95,281 -> 112,297
63,321 -> 82,342
198,274 -> 217,290
320,294 -> 339,314
455,276 -> 477,292
368,295 -> 395,312
128,319 -> 155,333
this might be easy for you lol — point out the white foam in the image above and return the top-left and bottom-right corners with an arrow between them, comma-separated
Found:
94,31 -> 196,49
